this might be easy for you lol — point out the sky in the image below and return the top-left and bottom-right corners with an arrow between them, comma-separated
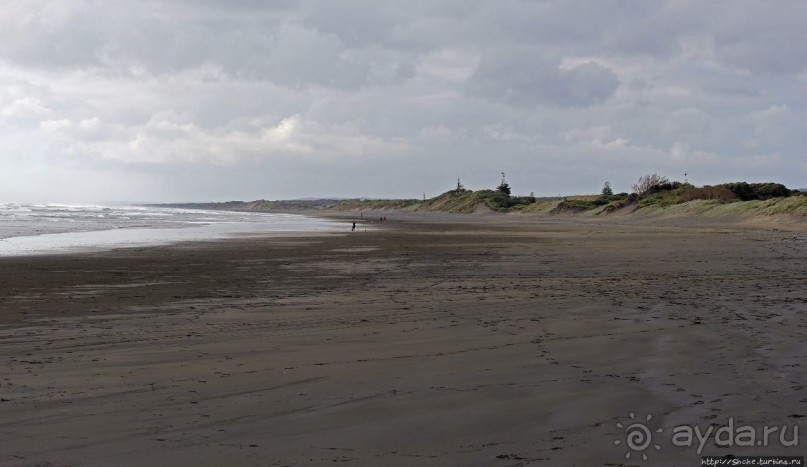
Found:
1,0 -> 806,203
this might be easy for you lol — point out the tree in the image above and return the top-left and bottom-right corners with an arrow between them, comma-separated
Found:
601,181 -> 613,197
455,178 -> 466,192
719,182 -> 791,201
632,173 -> 669,197
497,172 -> 511,196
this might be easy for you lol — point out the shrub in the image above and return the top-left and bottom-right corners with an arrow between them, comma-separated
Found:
650,181 -> 684,193
552,198 -> 609,212
632,174 -> 669,196
510,196 -> 536,206
476,189 -> 511,210
750,183 -> 790,199
680,186 -> 737,202
602,192 -> 629,202
718,182 -> 791,201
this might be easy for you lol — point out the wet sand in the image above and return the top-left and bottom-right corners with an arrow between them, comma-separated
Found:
0,216 -> 805,466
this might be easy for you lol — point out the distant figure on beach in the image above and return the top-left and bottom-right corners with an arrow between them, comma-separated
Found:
352,220 -> 356,231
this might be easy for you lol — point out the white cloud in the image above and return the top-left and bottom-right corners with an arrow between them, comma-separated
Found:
78,117 -> 101,132
563,126 -> 628,149
48,112 -> 405,167
1,96 -> 50,118
39,118 -> 72,131
670,141 -> 689,161
484,124 -> 532,142
418,124 -> 456,142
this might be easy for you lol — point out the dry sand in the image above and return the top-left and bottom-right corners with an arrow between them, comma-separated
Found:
0,216 -> 805,466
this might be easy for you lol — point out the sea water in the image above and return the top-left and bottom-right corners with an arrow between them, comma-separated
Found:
0,204 -> 340,256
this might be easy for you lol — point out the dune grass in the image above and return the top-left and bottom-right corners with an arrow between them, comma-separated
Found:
634,196 -> 807,218
293,182 -> 807,221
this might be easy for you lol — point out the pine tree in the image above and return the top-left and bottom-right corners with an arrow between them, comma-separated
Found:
497,172 -> 511,196
602,181 -> 613,197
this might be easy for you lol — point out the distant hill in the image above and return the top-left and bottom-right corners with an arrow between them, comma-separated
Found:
152,183 -> 807,220
150,199 -> 344,212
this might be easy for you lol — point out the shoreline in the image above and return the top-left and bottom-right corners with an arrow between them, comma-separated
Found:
1,217 -> 805,465
0,211 -> 344,258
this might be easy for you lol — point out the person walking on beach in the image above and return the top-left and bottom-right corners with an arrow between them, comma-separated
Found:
352,220 -> 356,231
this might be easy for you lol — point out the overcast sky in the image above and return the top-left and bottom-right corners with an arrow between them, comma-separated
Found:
1,1 -> 806,203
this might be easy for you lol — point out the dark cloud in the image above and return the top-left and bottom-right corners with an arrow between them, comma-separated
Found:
465,50 -> 619,107
1,1 -> 806,203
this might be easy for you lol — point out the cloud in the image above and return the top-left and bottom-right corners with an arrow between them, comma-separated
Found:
39,118 -> 72,131
1,96 -> 50,118
710,5 -> 807,75
1,1 -> 806,203
563,126 -> 628,149
465,49 -> 619,107
37,111 -> 405,166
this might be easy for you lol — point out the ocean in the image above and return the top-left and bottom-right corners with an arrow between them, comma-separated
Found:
0,204 -> 340,256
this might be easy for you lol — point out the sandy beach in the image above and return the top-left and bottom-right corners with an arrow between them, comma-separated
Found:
1,215 -> 805,466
